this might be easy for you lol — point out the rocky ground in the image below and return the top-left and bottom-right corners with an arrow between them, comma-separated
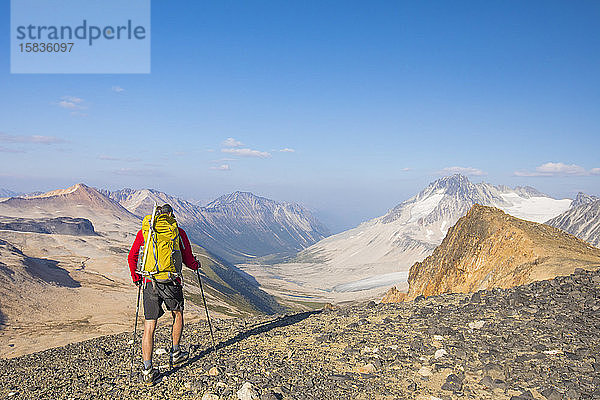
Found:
1,268 -> 599,400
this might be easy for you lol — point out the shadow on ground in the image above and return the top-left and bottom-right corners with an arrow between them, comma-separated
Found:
24,257 -> 80,288
162,310 -> 320,378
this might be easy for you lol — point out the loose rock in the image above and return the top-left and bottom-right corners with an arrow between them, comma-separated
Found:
434,349 -> 447,359
237,382 -> 260,400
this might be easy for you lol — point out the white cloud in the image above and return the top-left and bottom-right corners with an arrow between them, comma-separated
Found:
63,96 -> 83,103
57,96 -> 86,110
99,155 -> 140,162
223,138 -> 243,148
112,86 -> 125,93
536,162 -> 586,175
280,148 -> 296,153
401,167 -> 412,171
58,101 -> 79,109
0,132 -> 65,144
210,164 -> 231,171
515,162 -> 599,177
222,148 -> 271,158
439,166 -> 486,176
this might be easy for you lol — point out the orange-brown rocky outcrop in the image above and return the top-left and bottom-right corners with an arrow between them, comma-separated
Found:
406,204 -> 600,300
380,286 -> 407,303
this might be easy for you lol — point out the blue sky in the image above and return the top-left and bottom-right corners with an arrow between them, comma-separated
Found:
1,1 -> 599,231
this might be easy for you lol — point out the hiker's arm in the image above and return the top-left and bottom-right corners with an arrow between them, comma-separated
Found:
128,230 -> 144,283
179,228 -> 199,270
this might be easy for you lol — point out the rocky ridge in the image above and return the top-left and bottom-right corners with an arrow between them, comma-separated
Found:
1,268 -> 599,399
406,204 -> 600,300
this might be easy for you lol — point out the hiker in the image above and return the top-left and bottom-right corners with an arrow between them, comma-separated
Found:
128,203 -> 200,385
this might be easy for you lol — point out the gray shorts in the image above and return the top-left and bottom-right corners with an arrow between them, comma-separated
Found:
143,281 -> 184,320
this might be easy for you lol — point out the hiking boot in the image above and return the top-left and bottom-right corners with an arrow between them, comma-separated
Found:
141,366 -> 160,386
170,347 -> 189,367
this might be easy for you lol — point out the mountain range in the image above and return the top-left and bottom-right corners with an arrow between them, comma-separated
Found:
242,174 -> 580,302
2,176 -> 600,358
0,184 -> 285,358
102,188 -> 330,264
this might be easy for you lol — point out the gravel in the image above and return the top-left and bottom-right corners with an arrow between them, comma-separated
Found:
1,268 -> 599,399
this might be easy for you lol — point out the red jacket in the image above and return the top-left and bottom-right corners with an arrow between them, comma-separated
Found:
128,227 -> 199,284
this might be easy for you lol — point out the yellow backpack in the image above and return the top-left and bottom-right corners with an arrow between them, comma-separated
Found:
139,209 -> 183,282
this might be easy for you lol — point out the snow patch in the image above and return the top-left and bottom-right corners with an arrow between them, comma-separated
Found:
408,191 -> 444,223
498,193 -> 572,223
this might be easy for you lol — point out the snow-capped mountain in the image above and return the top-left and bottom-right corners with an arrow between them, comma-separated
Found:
269,175 -> 572,298
103,188 -> 330,264
569,192 -> 600,209
546,193 -> 600,247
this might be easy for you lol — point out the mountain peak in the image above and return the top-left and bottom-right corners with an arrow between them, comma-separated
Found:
572,192 -> 600,208
438,173 -> 470,183
207,191 -> 266,208
31,183 -> 93,199
428,174 -> 475,195
229,191 -> 259,200
433,173 -> 470,186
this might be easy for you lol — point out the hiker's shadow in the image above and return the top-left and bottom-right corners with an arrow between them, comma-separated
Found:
163,310 -> 320,377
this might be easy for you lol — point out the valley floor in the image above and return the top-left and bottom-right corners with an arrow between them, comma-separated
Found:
1,269 -> 598,399
237,262 -> 401,307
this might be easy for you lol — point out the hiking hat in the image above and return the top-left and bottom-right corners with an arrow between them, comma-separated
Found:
159,204 -> 174,215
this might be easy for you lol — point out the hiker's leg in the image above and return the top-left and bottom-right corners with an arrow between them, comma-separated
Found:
169,309 -> 188,365
171,310 -> 183,348
142,319 -> 157,363
141,281 -> 164,369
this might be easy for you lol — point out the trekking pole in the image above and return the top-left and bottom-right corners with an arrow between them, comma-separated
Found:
129,283 -> 142,383
196,268 -> 217,355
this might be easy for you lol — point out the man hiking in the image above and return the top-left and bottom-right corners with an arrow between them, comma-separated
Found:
128,203 -> 200,385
